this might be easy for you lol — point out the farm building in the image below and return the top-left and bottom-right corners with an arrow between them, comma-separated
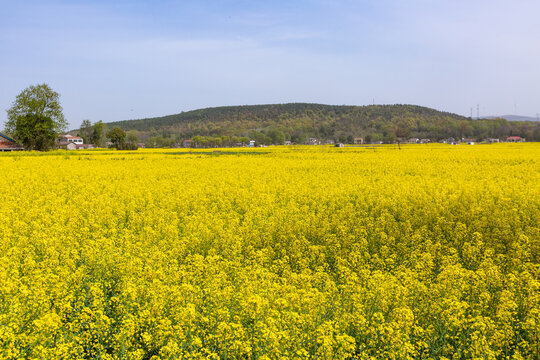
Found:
59,134 -> 84,144
507,136 -> 525,142
183,140 -> 193,148
57,142 -> 95,150
353,137 -> 364,144
74,144 -> 95,150
0,133 -> 24,151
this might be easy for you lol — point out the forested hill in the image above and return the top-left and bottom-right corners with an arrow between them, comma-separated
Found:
105,103 -> 540,143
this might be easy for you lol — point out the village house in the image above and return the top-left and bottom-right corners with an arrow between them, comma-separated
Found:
353,137 -> 364,144
419,139 -> 431,144
62,143 -> 95,150
507,136 -> 525,142
0,133 -> 24,151
57,134 -> 92,149
183,139 -> 193,148
76,144 -> 95,150
308,138 -> 319,145
486,138 -> 500,143
284,140 -> 292,145
408,138 -> 420,144
59,134 -> 84,144
462,138 -> 476,145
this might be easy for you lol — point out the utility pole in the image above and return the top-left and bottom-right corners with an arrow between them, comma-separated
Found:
477,104 -> 479,120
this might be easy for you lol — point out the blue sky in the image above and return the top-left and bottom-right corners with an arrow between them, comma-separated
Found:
1,0 -> 539,129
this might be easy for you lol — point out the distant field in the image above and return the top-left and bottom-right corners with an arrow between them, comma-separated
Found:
0,144 -> 538,359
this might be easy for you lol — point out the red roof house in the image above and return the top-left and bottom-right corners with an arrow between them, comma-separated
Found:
0,133 -> 24,151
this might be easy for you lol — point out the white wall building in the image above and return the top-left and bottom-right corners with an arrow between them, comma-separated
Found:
59,135 -> 83,144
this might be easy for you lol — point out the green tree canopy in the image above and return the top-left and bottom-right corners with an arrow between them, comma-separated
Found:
266,128 -> 285,145
103,103 -> 539,145
5,84 -> 67,150
107,127 -> 137,150
78,119 -> 93,144
90,121 -> 108,148
126,130 -> 140,147
107,127 -> 126,148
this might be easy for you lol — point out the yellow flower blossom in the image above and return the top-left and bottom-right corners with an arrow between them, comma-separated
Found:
0,144 -> 537,358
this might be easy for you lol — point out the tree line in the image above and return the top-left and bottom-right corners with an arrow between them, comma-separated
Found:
107,103 -> 540,145
3,84 -> 139,151
4,85 -> 539,151
78,119 -> 139,150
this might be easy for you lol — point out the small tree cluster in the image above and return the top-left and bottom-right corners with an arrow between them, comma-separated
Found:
5,84 -> 67,151
106,127 -> 139,150
78,119 -> 108,147
145,135 -> 176,148
191,135 -> 250,148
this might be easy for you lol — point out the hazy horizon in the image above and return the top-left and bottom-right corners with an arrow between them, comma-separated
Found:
1,0 -> 539,129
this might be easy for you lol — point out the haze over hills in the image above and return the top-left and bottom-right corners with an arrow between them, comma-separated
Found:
485,115 -> 539,122
99,103 -> 540,144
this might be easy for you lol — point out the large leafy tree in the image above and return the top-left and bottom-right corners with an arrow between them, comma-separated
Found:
107,127 -> 138,150
5,84 -> 67,150
78,119 -> 93,144
78,119 -> 108,147
107,126 -> 126,148
90,120 -> 108,148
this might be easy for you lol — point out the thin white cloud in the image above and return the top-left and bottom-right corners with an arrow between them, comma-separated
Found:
2,0 -> 540,128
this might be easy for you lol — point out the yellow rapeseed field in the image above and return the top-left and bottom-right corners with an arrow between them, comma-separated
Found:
0,144 -> 538,359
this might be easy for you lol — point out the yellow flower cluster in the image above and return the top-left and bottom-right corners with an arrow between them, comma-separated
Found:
0,144 -> 538,359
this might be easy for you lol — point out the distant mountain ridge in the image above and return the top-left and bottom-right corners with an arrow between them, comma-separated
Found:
100,103 -> 540,143
108,103 -> 466,131
485,115 -> 539,122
